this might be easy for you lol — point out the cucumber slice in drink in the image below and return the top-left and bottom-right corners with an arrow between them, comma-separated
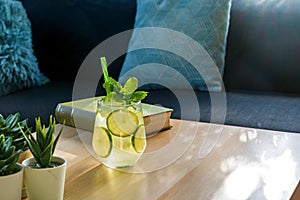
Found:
107,109 -> 139,137
92,127 -> 112,158
132,125 -> 146,153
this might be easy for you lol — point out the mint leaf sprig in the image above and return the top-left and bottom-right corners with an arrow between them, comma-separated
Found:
100,57 -> 148,104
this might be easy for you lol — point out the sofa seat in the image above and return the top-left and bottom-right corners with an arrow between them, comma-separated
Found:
0,81 -> 74,126
2,84 -> 300,133
144,89 -> 300,133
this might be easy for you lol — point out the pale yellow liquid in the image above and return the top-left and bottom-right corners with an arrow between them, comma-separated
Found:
93,108 -> 146,168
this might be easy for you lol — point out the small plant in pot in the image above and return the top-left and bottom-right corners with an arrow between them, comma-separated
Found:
0,134 -> 24,200
21,115 -> 66,200
0,112 -> 32,198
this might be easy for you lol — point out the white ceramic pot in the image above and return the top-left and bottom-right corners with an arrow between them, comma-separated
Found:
18,149 -> 32,199
0,164 -> 23,200
22,156 -> 67,200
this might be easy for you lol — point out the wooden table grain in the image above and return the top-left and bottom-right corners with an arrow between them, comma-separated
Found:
52,119 -> 300,200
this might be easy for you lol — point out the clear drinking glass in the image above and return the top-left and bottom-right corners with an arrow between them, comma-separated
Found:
92,97 -> 146,168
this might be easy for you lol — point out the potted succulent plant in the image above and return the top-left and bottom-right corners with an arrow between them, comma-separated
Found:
21,115 -> 66,200
0,134 -> 23,200
0,113 -> 31,198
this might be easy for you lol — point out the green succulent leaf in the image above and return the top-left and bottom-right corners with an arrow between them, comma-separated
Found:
3,146 -> 15,159
0,134 -> 21,175
40,143 -> 53,167
0,115 -> 5,125
0,160 -> 5,169
53,127 -> 63,155
0,113 -> 29,151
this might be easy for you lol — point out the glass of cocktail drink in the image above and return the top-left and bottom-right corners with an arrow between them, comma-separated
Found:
93,98 -> 146,168
92,57 -> 147,168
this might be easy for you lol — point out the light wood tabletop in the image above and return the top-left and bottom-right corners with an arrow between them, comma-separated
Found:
52,119 -> 300,200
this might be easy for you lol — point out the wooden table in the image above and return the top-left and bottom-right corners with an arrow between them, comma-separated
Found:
54,119 -> 300,200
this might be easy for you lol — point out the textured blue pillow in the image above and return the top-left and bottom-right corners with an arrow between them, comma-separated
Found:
0,0 -> 49,96
119,0 -> 232,91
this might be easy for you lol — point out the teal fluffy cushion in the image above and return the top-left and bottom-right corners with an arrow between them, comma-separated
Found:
119,0 -> 232,91
0,0 -> 49,96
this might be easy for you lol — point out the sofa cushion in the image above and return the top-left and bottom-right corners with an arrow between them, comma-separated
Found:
224,0 -> 300,93
0,0 -> 48,96
119,0 -> 232,92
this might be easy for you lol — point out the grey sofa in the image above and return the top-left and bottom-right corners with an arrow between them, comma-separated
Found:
1,0 -> 300,133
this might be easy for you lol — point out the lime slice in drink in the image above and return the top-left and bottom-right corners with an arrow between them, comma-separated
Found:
92,127 -> 112,158
132,125 -> 146,153
107,109 -> 139,137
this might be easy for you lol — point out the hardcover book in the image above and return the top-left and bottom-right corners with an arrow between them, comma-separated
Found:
291,181 -> 300,200
55,97 -> 173,137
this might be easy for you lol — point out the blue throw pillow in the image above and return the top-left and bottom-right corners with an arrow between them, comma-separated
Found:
119,0 -> 232,92
0,0 -> 49,96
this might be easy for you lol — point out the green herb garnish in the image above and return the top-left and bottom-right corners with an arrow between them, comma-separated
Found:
100,57 -> 148,103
